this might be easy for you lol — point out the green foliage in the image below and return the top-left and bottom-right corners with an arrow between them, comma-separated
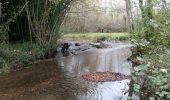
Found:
134,84 -> 140,92
132,9 -> 170,47
131,2 -> 170,99
0,42 -> 54,74
152,10 -> 170,47
0,0 -> 28,42
131,50 -> 170,99
0,57 -> 10,74
0,0 -> 73,45
0,0 -> 73,74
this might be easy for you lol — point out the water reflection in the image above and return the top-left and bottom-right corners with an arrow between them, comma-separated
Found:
0,43 -> 132,100
57,45 -> 132,75
56,44 -> 132,100
78,80 -> 130,100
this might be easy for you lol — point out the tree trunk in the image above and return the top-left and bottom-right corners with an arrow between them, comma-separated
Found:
139,0 -> 154,41
146,0 -> 153,19
162,0 -> 167,9
139,0 -> 144,19
125,0 -> 134,32
0,2 -> 1,17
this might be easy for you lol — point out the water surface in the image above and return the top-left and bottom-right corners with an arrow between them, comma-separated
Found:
0,43 -> 132,100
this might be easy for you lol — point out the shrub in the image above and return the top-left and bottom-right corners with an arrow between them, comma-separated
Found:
0,42 -> 56,73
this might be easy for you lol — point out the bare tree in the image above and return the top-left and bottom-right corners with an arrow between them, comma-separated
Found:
125,0 -> 134,32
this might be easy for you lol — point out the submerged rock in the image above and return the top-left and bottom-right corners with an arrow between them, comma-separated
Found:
58,42 -> 93,56
61,43 -> 71,53
75,43 -> 81,46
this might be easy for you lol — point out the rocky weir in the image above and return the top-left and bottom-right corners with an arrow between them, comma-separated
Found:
0,41 -> 133,100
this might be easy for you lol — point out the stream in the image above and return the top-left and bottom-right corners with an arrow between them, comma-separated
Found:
0,42 -> 132,100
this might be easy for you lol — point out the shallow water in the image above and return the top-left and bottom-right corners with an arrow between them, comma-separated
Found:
0,43 -> 132,100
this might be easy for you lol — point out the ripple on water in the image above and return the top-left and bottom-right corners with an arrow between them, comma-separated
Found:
0,43 -> 132,100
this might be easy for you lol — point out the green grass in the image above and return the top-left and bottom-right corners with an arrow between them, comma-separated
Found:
0,43 -> 50,74
62,33 -> 130,41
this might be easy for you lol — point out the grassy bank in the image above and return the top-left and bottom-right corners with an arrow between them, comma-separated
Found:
62,33 -> 130,41
0,43 -> 57,74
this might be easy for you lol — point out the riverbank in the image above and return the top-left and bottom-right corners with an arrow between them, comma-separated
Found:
0,43 -> 58,74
